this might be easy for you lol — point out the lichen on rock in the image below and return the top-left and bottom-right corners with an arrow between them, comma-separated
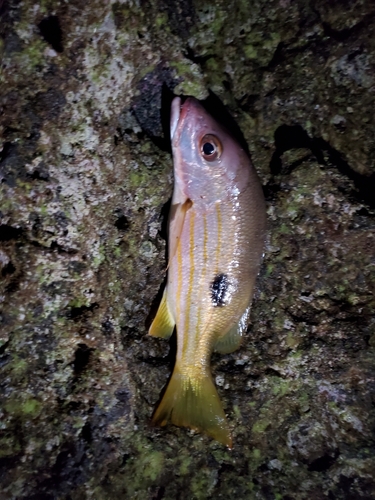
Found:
0,0 -> 374,498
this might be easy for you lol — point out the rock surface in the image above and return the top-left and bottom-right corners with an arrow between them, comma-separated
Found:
0,0 -> 374,498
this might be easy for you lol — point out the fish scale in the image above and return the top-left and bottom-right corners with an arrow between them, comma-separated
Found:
149,96 -> 266,447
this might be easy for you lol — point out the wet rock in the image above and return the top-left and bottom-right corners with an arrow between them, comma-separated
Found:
0,0 -> 374,498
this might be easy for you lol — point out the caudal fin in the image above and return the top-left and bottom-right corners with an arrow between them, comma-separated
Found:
152,368 -> 232,447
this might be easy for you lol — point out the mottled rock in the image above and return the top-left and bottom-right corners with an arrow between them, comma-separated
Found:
0,0 -> 374,498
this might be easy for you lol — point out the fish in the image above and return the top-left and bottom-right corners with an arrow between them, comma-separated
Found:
149,96 -> 266,447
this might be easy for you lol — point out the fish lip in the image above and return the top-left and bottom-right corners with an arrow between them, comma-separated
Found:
171,96 -> 197,145
170,97 -> 181,142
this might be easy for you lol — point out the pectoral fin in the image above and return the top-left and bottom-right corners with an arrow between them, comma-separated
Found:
214,307 -> 250,354
168,198 -> 192,267
149,289 -> 175,339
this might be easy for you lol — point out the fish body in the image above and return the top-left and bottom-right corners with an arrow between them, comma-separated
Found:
149,96 -> 266,446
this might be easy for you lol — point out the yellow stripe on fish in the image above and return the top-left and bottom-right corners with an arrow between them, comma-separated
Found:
149,96 -> 266,447
183,210 -> 196,356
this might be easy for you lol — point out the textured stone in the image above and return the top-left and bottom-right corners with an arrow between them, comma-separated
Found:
0,0 -> 374,498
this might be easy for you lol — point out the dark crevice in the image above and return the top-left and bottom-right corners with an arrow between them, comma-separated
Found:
160,83 -> 176,151
101,318 -> 114,336
184,46 -> 214,65
0,224 -> 23,241
121,326 -> 143,347
62,400 -> 83,412
132,85 -> 174,151
222,79 -> 231,91
0,353 -> 11,369
5,273 -> 23,294
320,12 -> 369,42
308,452 -> 338,472
73,343 -> 94,373
269,124 -> 324,175
264,366 -> 286,377
0,0 -> 8,18
137,352 -> 174,367
266,41 -> 286,69
238,93 -> 260,114
287,309 -> 320,326
313,138 -> 375,209
265,39 -> 315,72
159,197 -> 171,243
1,131 -> 43,177
81,422 -> 92,443
1,260 -> 16,277
263,181 -> 282,202
274,124 -> 312,151
38,15 -> 63,53
25,494 -> 54,500
48,442 -> 87,483
26,168 -> 50,182
114,213 -> 130,232
218,462 -> 236,483
132,68 -> 177,151
268,124 -> 375,209
48,240 -> 69,253
115,388 -> 131,404
28,239 -> 78,254
213,358 -> 248,374
152,486 -> 165,500
0,340 -> 9,356
0,141 -> 13,163
67,302 -> 99,320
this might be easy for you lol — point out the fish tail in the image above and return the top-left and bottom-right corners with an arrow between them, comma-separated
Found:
152,367 -> 232,447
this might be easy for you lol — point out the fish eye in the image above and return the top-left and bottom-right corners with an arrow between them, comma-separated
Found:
200,134 -> 222,162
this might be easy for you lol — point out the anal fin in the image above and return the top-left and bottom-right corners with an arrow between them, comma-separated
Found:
149,288 -> 175,339
214,307 -> 250,354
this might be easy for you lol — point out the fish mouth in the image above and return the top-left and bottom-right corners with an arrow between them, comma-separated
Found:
170,97 -> 199,144
170,97 -> 181,141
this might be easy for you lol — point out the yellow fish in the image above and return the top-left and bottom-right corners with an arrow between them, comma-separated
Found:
149,96 -> 266,447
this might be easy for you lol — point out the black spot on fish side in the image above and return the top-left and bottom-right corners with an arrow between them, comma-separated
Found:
211,273 -> 229,307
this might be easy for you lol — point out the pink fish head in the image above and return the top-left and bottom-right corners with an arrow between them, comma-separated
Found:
170,96 -> 251,208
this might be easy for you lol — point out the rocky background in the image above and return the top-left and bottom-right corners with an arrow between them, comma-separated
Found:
1,0 -> 375,498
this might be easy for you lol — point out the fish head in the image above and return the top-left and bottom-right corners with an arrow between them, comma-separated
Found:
170,96 -> 251,207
